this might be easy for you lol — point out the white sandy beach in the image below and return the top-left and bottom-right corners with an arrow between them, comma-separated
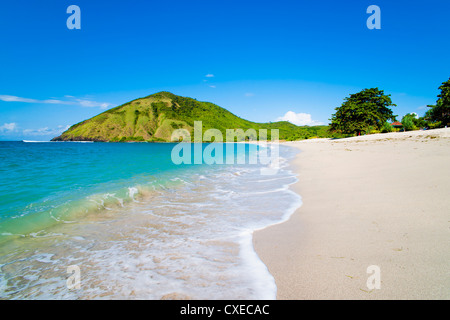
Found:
254,128 -> 450,299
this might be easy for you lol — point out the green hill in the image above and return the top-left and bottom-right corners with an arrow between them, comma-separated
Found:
52,92 -> 331,142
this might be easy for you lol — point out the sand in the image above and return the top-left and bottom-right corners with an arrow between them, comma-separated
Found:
253,128 -> 450,299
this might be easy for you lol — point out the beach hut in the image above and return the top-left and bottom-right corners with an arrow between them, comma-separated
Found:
391,121 -> 403,130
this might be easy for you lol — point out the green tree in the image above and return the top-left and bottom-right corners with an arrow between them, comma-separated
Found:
330,88 -> 397,135
426,77 -> 450,127
401,114 -> 416,131
414,117 -> 428,129
381,121 -> 393,133
402,112 -> 428,129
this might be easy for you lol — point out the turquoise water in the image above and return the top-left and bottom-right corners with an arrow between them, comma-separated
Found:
0,141 -> 300,299
0,142 -> 177,231
0,142 -> 250,237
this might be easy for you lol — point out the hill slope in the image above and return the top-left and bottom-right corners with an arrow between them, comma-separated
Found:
52,92 -> 329,142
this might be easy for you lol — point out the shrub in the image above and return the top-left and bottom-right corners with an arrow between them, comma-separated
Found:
381,122 -> 393,133
401,116 -> 416,131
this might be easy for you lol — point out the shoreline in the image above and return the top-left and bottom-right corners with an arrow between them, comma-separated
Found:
253,128 -> 450,299
0,142 -> 301,299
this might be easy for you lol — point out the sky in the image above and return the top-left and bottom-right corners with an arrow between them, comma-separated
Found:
1,0 -> 449,140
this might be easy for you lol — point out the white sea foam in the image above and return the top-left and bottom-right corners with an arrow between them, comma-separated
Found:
32,253 -> 56,264
22,140 -> 50,143
0,264 -> 8,296
0,145 -> 301,300
127,187 -> 139,202
238,229 -> 277,299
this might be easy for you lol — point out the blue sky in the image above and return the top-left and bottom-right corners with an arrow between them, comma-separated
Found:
1,0 -> 449,140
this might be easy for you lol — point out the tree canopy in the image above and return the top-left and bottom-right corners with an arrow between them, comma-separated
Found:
329,88 -> 397,135
53,91 -> 331,142
401,114 -> 416,131
426,77 -> 450,127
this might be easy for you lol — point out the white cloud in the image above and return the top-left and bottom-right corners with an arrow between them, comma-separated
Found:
0,95 -> 112,109
0,122 -> 18,132
276,111 -> 324,126
75,99 -> 111,109
209,85 -> 216,88
0,122 -> 70,137
245,93 -> 254,97
205,74 -> 214,78
22,125 -> 69,136
43,99 -> 68,104
0,95 -> 38,103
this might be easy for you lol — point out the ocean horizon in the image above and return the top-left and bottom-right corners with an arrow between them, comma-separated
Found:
0,141 -> 301,299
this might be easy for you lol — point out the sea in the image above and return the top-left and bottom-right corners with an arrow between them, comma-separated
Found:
0,141 -> 301,300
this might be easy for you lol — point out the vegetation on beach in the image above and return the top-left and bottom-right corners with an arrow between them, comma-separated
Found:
52,92 -> 334,142
52,77 -> 449,142
329,76 -> 450,136
381,121 -> 394,133
425,77 -> 450,127
329,88 -> 397,136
